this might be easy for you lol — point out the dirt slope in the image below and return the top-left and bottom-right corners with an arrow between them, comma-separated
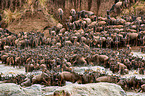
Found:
7,10 -> 57,34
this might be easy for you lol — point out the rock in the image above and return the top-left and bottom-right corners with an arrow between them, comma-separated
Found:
44,92 -> 54,96
42,86 -> 60,93
53,82 -> 127,96
23,84 -> 42,96
0,83 -> 43,96
0,83 -> 25,96
42,86 -> 62,96
126,92 -> 145,96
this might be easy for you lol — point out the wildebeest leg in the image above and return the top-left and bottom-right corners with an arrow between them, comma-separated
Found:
110,42 -> 111,49
99,41 -> 102,49
6,57 -> 9,66
97,55 -> 99,65
9,58 -> 12,66
142,39 -> 144,46
19,59 -> 21,69
27,64 -> 29,72
124,39 -> 126,47
11,57 -> 15,67
60,15 -> 62,21
42,77 -> 48,85
116,42 -> 118,50
127,37 -> 130,45
24,64 -> 27,72
135,38 -> 137,46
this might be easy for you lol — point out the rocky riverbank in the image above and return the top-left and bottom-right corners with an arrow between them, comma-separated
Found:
0,83 -> 126,96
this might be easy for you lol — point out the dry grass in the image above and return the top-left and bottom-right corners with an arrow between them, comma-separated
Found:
1,0 -> 145,35
38,0 -> 47,8
121,1 -> 145,15
2,0 -> 58,34
3,9 -> 21,25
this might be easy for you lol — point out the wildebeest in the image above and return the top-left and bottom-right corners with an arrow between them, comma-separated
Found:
58,8 -> 63,21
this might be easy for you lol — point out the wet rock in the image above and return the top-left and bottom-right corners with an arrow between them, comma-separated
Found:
42,86 -> 61,96
53,82 -> 127,96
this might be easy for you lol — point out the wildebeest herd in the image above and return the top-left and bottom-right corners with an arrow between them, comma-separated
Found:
0,1 -> 145,93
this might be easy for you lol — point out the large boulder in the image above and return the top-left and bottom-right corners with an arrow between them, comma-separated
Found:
0,83 -> 127,96
0,83 -> 25,96
0,83 -> 42,96
22,84 -> 42,96
53,82 -> 127,96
